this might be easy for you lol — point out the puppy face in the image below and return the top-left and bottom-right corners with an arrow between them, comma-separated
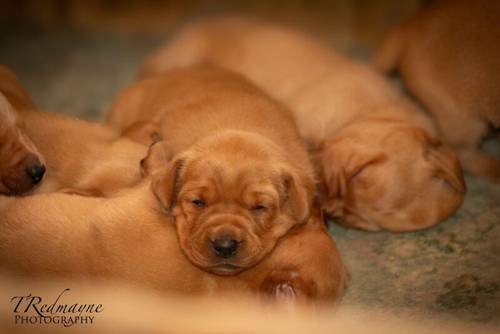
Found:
0,95 -> 45,195
144,136 -> 312,276
318,121 -> 466,232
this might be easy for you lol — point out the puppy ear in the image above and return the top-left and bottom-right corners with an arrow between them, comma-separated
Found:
282,169 -> 314,223
423,134 -> 466,194
150,158 -> 184,213
320,143 -> 385,199
140,141 -> 174,178
0,66 -> 36,110
142,141 -> 184,213
0,93 -> 17,127
344,152 -> 386,180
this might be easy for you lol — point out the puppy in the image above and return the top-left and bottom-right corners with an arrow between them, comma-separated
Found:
0,93 -> 45,195
137,17 -> 466,232
0,65 -> 147,196
107,64 -> 317,276
0,146 -> 346,302
374,0 -> 500,181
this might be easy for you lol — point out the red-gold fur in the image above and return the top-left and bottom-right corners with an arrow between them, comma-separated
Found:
136,17 -> 466,232
375,0 -> 500,181
0,65 -> 146,196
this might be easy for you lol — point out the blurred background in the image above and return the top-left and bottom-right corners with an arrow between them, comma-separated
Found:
0,0 -> 422,118
1,0 -> 499,325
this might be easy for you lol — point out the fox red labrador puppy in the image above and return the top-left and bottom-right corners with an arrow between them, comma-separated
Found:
375,0 -> 500,181
0,132 -> 346,304
0,65 -> 146,196
136,17 -> 466,232
107,64 -> 319,275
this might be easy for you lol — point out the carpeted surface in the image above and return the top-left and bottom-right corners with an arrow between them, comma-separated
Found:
1,29 -> 499,324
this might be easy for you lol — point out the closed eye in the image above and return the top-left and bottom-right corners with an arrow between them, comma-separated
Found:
192,199 -> 206,208
251,204 -> 268,212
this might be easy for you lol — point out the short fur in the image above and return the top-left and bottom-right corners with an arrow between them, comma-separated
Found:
0,65 -> 147,196
374,0 -> 500,181
0,179 -> 346,302
136,17 -> 466,231
107,65 -> 322,277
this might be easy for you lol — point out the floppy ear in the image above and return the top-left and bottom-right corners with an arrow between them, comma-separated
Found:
141,141 -> 184,213
320,142 -> 386,199
140,141 -> 174,178
344,152 -> 386,180
282,168 -> 314,223
423,134 -> 466,194
0,66 -> 36,111
0,93 -> 17,127
150,158 -> 184,214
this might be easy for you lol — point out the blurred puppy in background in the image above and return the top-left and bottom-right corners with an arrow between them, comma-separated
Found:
138,17 -> 466,232
375,0 -> 500,181
0,65 -> 146,196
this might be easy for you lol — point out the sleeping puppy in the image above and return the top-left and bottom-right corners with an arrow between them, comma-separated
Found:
374,0 -> 500,181
135,17 -> 466,232
107,64 -> 316,275
0,145 -> 346,302
0,93 -> 45,195
0,65 -> 147,196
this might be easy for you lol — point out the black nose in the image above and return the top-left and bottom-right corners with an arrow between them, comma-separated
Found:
26,164 -> 46,184
212,238 -> 239,259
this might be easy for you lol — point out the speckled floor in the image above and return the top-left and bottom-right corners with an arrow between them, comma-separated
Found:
1,29 -> 499,324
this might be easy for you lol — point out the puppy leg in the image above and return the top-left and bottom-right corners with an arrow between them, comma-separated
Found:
435,110 -> 499,181
261,268 -> 314,304
252,214 -> 347,304
459,150 -> 500,182
421,87 -> 499,181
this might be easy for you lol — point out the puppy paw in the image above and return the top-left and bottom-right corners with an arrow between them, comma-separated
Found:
261,268 -> 315,304
271,281 -> 297,303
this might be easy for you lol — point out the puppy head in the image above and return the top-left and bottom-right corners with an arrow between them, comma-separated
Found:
0,94 -> 45,195
318,120 -> 465,232
144,134 -> 313,276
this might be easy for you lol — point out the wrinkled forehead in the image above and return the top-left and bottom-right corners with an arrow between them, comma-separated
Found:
181,155 -> 283,194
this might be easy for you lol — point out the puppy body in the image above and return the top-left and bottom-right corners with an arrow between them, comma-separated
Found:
137,18 -> 466,232
374,0 -> 500,180
0,181 -> 346,302
21,110 -> 147,196
107,65 -> 321,275
0,66 -> 146,196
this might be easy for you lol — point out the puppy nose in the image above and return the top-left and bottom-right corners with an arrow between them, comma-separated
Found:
26,164 -> 46,184
212,238 -> 239,259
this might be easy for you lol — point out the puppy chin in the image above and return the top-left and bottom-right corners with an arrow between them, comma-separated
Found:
206,263 -> 245,276
183,246 -> 257,276
184,252 -> 247,276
